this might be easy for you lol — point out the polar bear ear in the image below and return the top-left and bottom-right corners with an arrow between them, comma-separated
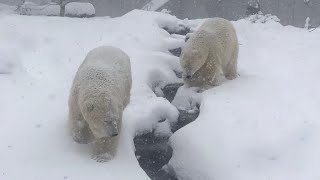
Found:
86,103 -> 94,112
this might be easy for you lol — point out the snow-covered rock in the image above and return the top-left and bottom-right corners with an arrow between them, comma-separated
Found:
65,2 -> 95,18
248,12 -> 280,24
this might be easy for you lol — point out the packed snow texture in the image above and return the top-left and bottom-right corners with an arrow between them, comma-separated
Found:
168,16 -> 320,180
1,7 -> 320,180
65,2 -> 95,17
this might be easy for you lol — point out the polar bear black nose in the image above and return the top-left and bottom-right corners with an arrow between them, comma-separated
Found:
111,132 -> 118,137
186,75 -> 191,79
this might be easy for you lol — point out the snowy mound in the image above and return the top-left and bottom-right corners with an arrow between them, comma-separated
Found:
248,12 -> 280,24
65,2 -> 95,18
0,8 -> 320,180
0,9 -> 186,180
167,18 -> 320,180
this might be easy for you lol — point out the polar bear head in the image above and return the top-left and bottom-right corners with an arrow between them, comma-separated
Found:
82,97 -> 122,139
180,46 -> 209,80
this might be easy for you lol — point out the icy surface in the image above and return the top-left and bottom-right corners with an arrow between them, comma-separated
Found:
168,18 -> 320,180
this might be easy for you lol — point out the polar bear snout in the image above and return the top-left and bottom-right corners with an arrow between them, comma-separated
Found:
105,120 -> 119,137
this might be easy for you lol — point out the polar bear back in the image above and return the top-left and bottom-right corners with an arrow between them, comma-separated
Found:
199,17 -> 238,68
73,46 -> 132,106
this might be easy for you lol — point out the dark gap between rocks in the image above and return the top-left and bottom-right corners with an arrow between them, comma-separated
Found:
134,83 -> 199,180
134,24 -> 197,180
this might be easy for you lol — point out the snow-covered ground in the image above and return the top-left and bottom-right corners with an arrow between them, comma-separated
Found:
1,6 -> 320,180
0,9 -> 185,180
169,19 -> 320,180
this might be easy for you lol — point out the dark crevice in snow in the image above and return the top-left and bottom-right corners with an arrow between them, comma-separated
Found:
173,70 -> 183,79
134,83 -> 199,180
134,133 -> 176,180
134,90 -> 199,179
164,24 -> 191,57
171,109 -> 199,133
162,25 -> 190,35
168,48 -> 182,57
161,83 -> 184,102
134,22 -> 199,180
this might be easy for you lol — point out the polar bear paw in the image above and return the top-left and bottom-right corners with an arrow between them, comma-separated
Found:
91,153 -> 114,163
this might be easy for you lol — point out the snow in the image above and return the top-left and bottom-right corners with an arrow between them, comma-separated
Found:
168,18 -> 320,180
171,85 -> 201,112
0,9 -> 184,180
248,12 -> 280,24
1,6 -> 320,180
65,2 -> 95,17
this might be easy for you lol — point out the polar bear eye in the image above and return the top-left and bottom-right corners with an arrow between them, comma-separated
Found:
87,104 -> 94,112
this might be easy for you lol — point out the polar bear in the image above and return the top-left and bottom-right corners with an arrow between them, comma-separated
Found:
180,17 -> 238,89
68,46 -> 132,162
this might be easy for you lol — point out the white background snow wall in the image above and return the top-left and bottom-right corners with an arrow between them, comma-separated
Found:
2,0 -> 320,27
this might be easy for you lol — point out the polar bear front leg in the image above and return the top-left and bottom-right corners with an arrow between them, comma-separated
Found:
211,67 -> 224,86
92,136 -> 119,162
69,110 -> 94,144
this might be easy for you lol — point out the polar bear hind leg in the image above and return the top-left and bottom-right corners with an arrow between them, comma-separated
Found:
224,51 -> 238,80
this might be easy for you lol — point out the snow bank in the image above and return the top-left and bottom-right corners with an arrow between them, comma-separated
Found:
65,2 -> 95,18
168,18 -> 320,180
0,10 -> 184,180
171,85 -> 202,112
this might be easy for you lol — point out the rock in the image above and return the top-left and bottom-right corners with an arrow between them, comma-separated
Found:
161,83 -> 184,102
134,132 -> 177,180
163,24 -> 191,35
169,48 -> 182,57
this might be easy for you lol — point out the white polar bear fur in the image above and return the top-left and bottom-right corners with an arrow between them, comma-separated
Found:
180,17 -> 239,88
68,46 -> 132,162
